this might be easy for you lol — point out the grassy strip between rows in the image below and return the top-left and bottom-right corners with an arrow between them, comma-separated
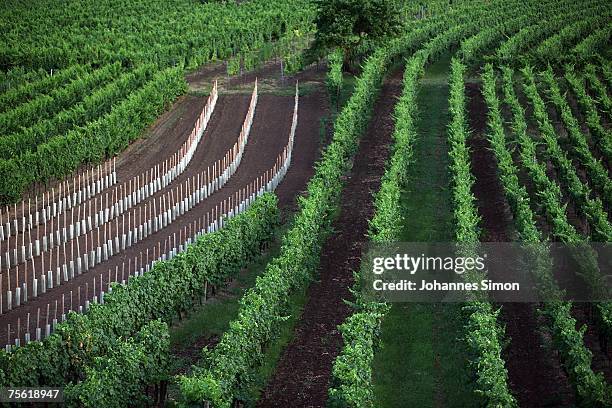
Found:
0,194 -> 280,403
370,52 -> 477,408
482,63 -> 611,406
0,66 -> 186,204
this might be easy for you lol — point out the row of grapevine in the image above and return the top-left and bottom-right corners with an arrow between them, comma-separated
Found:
448,58 -> 516,406
459,11 -> 531,63
495,0 -> 609,63
532,11 -> 611,63
0,64 -> 89,114
572,23 -> 612,59
583,64 -> 612,120
539,66 -> 612,207
501,67 -> 612,338
458,0 -> 570,63
0,67 -> 186,204
325,49 -> 344,108
63,319 -> 169,408
0,193 -> 279,387
564,66 -> 612,162
601,59 -> 612,88
0,67 -> 49,94
521,66 -> 612,242
481,64 -> 611,406
0,63 -> 156,159
226,27 -> 314,79
0,62 -> 123,135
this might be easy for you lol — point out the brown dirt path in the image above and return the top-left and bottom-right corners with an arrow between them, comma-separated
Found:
256,70 -> 402,408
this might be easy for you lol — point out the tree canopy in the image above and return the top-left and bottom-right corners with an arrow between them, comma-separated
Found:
311,0 -> 401,67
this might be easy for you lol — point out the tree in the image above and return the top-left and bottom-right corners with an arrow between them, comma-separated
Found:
311,0 -> 401,69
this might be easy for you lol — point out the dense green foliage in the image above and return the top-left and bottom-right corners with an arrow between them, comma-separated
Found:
540,66 -> 612,207
584,64 -> 612,120
326,49 -> 344,107
495,1 -> 609,65
458,0 -> 607,65
0,63 -> 123,135
521,66 -> 612,242
0,194 -> 279,388
572,24 -> 612,59
0,0 -> 315,71
564,66 -> 612,162
0,65 -> 89,113
0,67 -> 186,203
64,320 -> 170,408
311,0 -> 401,66
482,65 -> 611,406
0,64 -> 156,159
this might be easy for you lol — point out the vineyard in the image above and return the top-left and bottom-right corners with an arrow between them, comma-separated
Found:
0,0 -> 611,406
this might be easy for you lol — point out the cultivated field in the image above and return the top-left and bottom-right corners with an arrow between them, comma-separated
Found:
0,0 -> 610,407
